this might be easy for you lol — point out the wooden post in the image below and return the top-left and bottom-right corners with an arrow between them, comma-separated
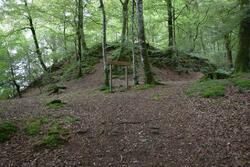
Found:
109,64 -> 112,92
125,66 -> 128,89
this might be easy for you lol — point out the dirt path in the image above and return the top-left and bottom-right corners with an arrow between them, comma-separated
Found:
0,65 -> 249,167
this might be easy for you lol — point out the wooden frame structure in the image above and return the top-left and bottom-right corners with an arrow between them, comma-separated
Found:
107,60 -> 131,92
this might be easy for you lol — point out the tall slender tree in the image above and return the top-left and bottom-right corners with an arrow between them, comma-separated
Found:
100,0 -> 109,87
136,0 -> 155,84
77,0 -> 84,77
23,0 -> 47,72
166,0 -> 174,47
131,0 -> 139,85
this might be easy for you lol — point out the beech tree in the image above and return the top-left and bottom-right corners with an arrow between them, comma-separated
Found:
119,0 -> 129,58
136,0 -> 155,84
77,0 -> 84,77
235,0 -> 250,72
99,0 -> 109,87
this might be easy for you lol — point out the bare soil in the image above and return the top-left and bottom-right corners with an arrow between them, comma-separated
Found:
0,64 -> 249,167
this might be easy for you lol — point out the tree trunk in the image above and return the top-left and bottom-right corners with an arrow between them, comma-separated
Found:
100,0 -> 109,87
136,0 -> 155,84
77,0 -> 84,77
10,65 -> 22,98
63,9 -> 67,52
235,0 -> 250,72
167,0 -> 174,47
224,33 -> 233,69
131,0 -> 139,85
24,0 -> 47,72
119,0 -> 129,58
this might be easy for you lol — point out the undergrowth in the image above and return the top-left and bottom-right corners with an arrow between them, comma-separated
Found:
187,73 -> 250,98
25,117 -> 48,136
0,121 -> 17,143
24,115 -> 79,149
40,122 -> 69,148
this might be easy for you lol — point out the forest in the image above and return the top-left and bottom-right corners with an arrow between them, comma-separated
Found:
0,0 -> 249,166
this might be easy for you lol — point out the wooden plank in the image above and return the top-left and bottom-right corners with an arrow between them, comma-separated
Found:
125,66 -> 128,89
107,59 -> 131,66
109,64 -> 112,92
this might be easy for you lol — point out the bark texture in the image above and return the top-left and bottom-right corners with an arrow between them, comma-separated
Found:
100,0 -> 109,87
136,0 -> 155,84
235,0 -> 250,72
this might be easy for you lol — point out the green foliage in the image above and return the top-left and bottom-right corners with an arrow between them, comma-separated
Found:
187,80 -> 228,98
0,88 -> 13,100
0,121 -> 17,143
25,117 -> 48,136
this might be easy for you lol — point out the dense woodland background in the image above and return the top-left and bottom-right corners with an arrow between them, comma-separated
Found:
0,0 -> 249,97
0,1 -> 250,166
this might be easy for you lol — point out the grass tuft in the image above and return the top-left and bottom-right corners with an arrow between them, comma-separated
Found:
0,121 -> 17,143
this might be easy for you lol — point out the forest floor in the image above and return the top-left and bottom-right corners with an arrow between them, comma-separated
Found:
0,63 -> 249,167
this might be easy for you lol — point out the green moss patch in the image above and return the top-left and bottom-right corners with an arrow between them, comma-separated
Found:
0,121 -> 17,143
46,99 -> 65,110
30,116 -> 78,149
136,84 -> 156,90
25,117 -> 48,136
187,80 -> 228,98
40,122 -> 69,149
232,79 -> 250,90
41,133 -> 66,148
152,94 -> 161,101
63,116 -> 79,124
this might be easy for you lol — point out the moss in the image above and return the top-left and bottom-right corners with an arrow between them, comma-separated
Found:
136,84 -> 156,90
40,122 -> 68,148
233,79 -> 250,90
152,94 -> 161,101
0,121 -> 17,143
63,116 -> 79,124
25,117 -> 48,136
41,133 -> 65,148
187,79 -> 228,98
201,85 -> 226,98
46,100 -> 65,110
